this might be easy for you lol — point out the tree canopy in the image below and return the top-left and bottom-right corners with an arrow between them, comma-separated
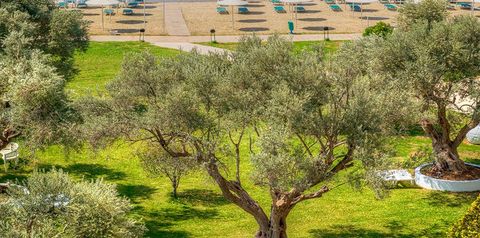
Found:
370,16 -> 480,173
79,36 -> 411,237
0,0 -> 89,78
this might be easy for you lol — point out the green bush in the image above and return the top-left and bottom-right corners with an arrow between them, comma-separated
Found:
363,22 -> 394,38
449,195 -> 480,238
0,169 -> 145,237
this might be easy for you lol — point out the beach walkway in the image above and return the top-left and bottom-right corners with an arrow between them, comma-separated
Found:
164,3 -> 190,36
153,42 -> 229,54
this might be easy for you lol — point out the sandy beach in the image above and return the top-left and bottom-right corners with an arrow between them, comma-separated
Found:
77,1 -> 478,36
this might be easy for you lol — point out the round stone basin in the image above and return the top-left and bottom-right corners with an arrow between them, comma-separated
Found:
415,163 -> 480,192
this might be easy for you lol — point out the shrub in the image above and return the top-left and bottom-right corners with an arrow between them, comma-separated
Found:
363,22 -> 394,38
0,169 -> 145,237
449,195 -> 480,238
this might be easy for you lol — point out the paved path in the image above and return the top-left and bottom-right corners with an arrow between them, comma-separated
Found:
91,33 -> 361,43
164,3 -> 190,36
153,42 -> 230,54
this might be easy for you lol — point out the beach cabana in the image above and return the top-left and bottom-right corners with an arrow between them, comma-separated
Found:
85,0 -> 121,30
345,0 -> 376,19
217,0 -> 248,29
280,0 -> 313,24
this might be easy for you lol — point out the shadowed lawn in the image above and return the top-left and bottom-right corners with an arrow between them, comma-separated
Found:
198,40 -> 341,56
1,41 -> 479,237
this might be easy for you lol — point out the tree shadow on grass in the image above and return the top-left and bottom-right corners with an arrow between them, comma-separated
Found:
37,163 -> 127,181
309,220 -> 450,238
423,191 -> 478,208
139,205 -> 219,237
173,189 -> 229,206
144,219 -> 191,238
0,173 -> 27,183
117,184 -> 157,203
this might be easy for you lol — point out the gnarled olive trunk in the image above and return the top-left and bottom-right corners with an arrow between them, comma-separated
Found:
421,116 -> 468,174
432,141 -> 467,173
255,212 -> 288,238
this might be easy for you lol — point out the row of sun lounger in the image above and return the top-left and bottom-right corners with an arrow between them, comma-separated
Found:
58,0 -> 143,8
215,0 -> 479,15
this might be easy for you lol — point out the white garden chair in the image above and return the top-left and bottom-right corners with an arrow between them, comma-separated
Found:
378,169 -> 415,187
0,143 -> 19,171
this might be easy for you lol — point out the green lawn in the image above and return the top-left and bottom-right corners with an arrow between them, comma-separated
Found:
67,42 -> 179,97
198,40 -> 341,56
1,41 -> 479,238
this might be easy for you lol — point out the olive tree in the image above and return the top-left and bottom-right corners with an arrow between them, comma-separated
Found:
371,16 -> 480,173
398,0 -> 448,29
78,36 -> 409,237
0,0 -> 83,152
0,169 -> 145,237
0,50 -> 79,151
0,0 -> 89,78
140,145 -> 197,198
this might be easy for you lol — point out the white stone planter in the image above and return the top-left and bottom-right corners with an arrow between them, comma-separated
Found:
415,163 -> 480,192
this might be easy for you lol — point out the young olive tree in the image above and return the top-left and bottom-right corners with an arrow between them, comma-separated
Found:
0,169 -> 145,237
79,37 -> 409,237
371,16 -> 480,173
398,0 -> 448,30
140,145 -> 197,198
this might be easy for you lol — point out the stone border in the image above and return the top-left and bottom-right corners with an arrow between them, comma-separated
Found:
415,163 -> 480,192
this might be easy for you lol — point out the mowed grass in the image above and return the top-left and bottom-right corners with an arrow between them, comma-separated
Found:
67,41 -> 179,97
1,41 -> 479,238
199,40 -> 341,56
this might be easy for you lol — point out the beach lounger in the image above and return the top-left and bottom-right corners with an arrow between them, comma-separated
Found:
238,7 -> 249,14
123,8 -> 134,15
378,170 -> 415,187
127,2 -> 139,8
379,0 -> 389,3
330,4 -> 341,11
325,0 -> 335,4
217,7 -> 229,14
350,4 -> 361,11
385,4 -> 397,10
104,9 -> 114,15
274,6 -> 286,12
271,0 -> 283,4
295,6 -> 306,12
58,2 -> 67,7
76,3 -> 87,8
458,3 -> 472,9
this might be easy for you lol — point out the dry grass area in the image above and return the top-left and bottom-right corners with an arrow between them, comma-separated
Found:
74,1 -> 478,36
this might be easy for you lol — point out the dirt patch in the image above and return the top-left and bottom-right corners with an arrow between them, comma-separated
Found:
422,164 -> 480,181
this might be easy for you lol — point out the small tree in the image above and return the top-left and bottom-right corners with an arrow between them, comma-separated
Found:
140,145 -> 197,198
79,36 -> 409,237
449,195 -> 480,238
371,16 -> 480,173
363,22 -> 394,38
0,169 -> 145,237
398,0 -> 448,29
